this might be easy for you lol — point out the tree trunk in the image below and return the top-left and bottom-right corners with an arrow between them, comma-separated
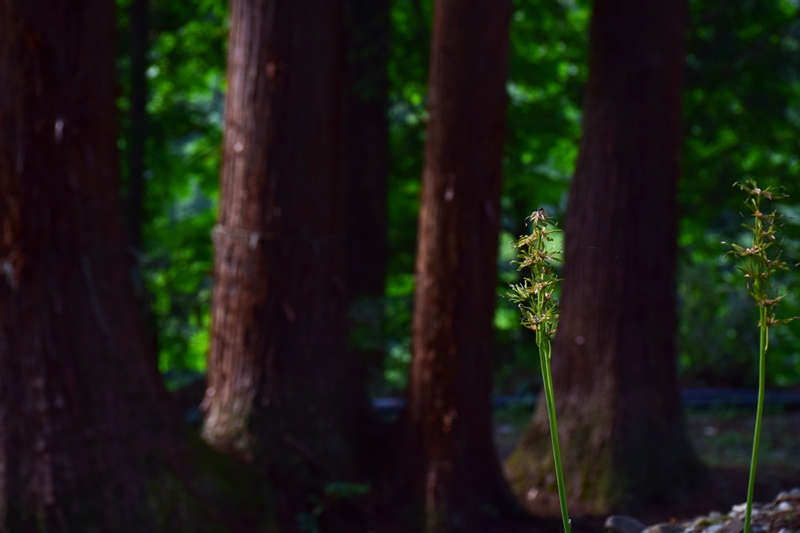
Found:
126,0 -> 148,252
0,1 -> 237,530
125,0 -> 162,374
344,0 -> 391,383
203,0 -> 368,525
406,0 -> 516,529
506,0 -> 703,514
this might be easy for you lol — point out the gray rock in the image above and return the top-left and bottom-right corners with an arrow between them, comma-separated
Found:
641,523 -> 685,533
623,489 -> 799,533
776,489 -> 800,503
730,502 -> 762,518
605,515 -> 647,533
718,517 -> 744,533
690,511 -> 727,529
778,500 -> 794,511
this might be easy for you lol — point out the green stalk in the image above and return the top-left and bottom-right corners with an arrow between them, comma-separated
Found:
539,335 -> 570,533
728,180 -> 796,533
509,209 -> 570,533
744,305 -> 767,533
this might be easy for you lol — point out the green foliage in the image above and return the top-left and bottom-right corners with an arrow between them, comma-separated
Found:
118,0 -> 800,391
493,0 -> 589,392
145,0 -> 226,376
118,0 -> 226,380
504,0 -> 588,217
380,0 -> 432,391
679,0 -> 800,387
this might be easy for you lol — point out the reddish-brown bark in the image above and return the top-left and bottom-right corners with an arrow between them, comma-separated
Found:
406,0 -> 517,529
507,0 -> 703,514
203,0 -> 368,524
0,1 -> 204,530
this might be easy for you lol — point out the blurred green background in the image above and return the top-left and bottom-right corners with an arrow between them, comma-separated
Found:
116,0 -> 800,393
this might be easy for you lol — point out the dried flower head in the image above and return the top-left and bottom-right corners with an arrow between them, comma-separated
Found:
508,208 -> 562,339
728,179 -> 796,329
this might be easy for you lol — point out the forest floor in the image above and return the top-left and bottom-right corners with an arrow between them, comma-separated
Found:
493,407 -> 800,532
172,383 -> 799,531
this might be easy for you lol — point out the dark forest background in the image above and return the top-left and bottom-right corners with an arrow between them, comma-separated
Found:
2,0 -> 800,531
117,0 -> 800,392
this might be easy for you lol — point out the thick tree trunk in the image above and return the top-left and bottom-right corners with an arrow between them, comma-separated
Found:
507,0 -> 703,514
0,1 -> 234,530
344,0 -> 390,381
203,0 -> 368,525
406,0 -> 516,530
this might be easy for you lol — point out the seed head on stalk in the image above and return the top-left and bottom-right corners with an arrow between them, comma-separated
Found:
727,179 -> 797,533
508,208 -> 562,341
508,208 -> 571,533
727,180 -> 796,330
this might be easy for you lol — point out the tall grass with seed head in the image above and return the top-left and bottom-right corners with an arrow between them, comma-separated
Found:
727,180 -> 796,533
509,209 -> 570,533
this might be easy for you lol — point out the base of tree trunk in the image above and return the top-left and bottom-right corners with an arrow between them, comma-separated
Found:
168,432 -> 279,532
506,394 -> 705,515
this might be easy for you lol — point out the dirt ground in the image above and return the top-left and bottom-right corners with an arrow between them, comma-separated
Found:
494,409 -> 800,532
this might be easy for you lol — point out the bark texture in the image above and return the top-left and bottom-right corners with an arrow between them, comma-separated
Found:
0,1 -> 215,530
344,0 -> 390,381
406,0 -> 516,529
203,0 -> 367,524
507,0 -> 703,514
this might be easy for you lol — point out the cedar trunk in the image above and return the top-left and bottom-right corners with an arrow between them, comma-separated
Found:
0,1 -> 214,530
406,0 -> 516,529
507,0 -> 703,513
202,0 -> 367,524
344,0 -> 390,378
126,0 -> 148,251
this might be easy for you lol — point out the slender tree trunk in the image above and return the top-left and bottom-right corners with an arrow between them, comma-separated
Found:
203,0 -> 368,525
507,0 -> 703,514
127,0 -> 148,252
0,1 -> 233,530
344,0 -> 391,382
125,0 -> 162,373
405,0 -> 517,530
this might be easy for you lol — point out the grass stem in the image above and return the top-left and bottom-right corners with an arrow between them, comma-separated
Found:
744,305 -> 766,533
509,209 -> 570,533
728,180 -> 795,533
540,337 -> 570,533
